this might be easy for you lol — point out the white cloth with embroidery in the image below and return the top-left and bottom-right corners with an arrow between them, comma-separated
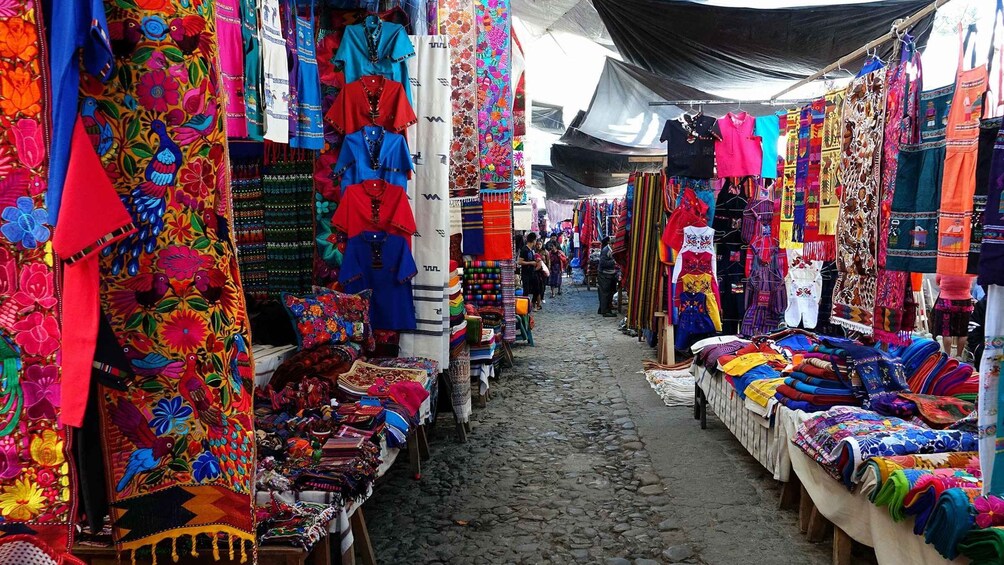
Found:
784,248 -> 823,329
399,35 -> 452,367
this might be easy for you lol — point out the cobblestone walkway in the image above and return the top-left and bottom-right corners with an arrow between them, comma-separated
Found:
366,285 -> 830,564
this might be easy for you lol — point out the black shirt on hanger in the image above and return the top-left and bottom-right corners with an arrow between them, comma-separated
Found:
660,113 -> 721,179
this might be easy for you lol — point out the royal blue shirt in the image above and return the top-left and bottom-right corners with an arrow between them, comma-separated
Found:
335,125 -> 412,193
45,0 -> 115,225
339,232 -> 418,330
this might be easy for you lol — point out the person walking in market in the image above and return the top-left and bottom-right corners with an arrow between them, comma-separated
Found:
518,232 -> 542,310
547,237 -> 568,298
597,236 -> 617,317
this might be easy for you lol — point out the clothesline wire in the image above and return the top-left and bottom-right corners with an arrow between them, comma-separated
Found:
648,98 -> 812,107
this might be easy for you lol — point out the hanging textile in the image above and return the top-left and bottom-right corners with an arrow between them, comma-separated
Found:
970,118 -> 1004,273
713,178 -> 750,335
461,200 -> 485,255
480,194 -> 513,260
87,1 -> 255,556
625,173 -> 664,332
231,158 -> 269,301
979,285 -> 1004,494
512,29 -> 528,204
264,147 -> 316,298
831,70 -> 887,334
475,0 -> 512,190
937,29 -> 988,275
817,88 -> 845,243
801,99 -> 827,256
874,47 -> 919,345
0,3 -> 74,553
779,110 -> 799,249
440,0 -> 479,198
400,35 -> 452,368
981,120 -> 1004,285
501,260 -> 517,341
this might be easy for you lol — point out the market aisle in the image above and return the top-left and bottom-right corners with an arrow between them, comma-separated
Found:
367,285 -> 830,564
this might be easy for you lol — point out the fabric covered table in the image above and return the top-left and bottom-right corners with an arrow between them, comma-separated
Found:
694,363 -> 788,480
787,434 -> 963,565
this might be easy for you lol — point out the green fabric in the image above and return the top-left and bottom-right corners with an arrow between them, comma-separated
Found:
960,528 -> 1004,565
873,470 -> 911,522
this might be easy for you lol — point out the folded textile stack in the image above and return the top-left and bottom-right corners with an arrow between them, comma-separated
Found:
924,487 -> 981,559
464,261 -> 504,308
855,452 -> 980,499
792,406 -> 979,487
872,467 -> 980,528
257,500 -> 339,551
774,357 -> 859,412
449,263 -> 467,357
337,360 -> 428,399
742,377 -> 785,417
813,337 -> 909,401
371,357 -> 439,424
717,338 -> 789,398
960,527 -> 1004,565
269,343 -> 363,390
896,338 -> 979,401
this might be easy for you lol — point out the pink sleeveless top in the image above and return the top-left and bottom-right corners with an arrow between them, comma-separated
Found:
715,111 -> 763,178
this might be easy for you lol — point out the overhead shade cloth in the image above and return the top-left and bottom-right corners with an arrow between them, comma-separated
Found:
592,0 -> 935,94
538,167 -> 628,200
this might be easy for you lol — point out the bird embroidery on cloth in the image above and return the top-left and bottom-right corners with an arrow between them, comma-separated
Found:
81,97 -> 116,160
126,350 -> 184,379
173,81 -> 218,145
109,399 -> 175,493
179,354 -> 253,492
169,16 -> 212,56
109,272 -> 171,316
105,120 -> 180,276
108,18 -> 141,59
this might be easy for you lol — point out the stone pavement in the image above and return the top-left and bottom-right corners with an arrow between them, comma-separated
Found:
366,283 -> 831,564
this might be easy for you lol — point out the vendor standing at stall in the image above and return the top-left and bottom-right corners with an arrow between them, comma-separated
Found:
518,232 -> 542,310
597,236 -> 617,317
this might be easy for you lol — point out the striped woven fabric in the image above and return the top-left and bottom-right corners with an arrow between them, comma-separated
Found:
626,172 -> 666,332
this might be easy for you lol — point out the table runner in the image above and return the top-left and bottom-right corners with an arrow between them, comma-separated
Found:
400,35 -> 452,368
440,0 -> 479,198
0,3 -> 75,553
831,70 -> 887,334
89,1 -> 255,556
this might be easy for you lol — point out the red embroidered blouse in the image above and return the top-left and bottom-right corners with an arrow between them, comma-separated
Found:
326,75 -> 417,135
332,179 -> 416,244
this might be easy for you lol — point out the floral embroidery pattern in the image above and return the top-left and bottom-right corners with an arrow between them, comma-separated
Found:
88,0 -> 254,554
442,0 -> 479,197
0,1 -> 72,553
475,0 -> 512,187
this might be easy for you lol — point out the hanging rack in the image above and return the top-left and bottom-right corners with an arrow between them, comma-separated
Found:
769,0 -> 951,101
648,98 -> 811,107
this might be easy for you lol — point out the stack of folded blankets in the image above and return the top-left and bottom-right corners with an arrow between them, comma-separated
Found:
449,262 -> 467,357
775,356 -> 859,412
896,337 -> 979,401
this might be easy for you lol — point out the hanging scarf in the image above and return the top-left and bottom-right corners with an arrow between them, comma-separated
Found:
461,200 -> 485,255
779,110 -> 800,248
475,0 -> 512,187
792,105 -> 810,246
480,193 -> 513,260
818,88 -> 846,240
874,50 -> 920,345
802,98 -> 828,258
831,70 -> 887,334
